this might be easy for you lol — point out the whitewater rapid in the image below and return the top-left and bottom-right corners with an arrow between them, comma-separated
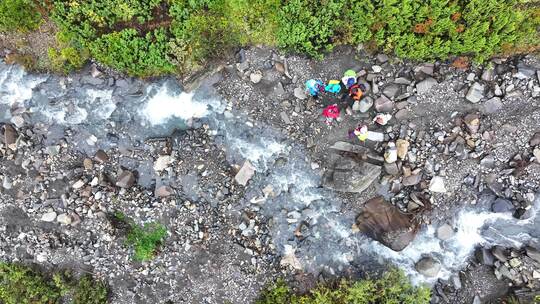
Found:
2,61 -> 539,284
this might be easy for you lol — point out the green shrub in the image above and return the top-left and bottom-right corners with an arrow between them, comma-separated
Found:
0,0 -> 42,32
256,268 -> 431,304
0,263 -> 108,304
112,212 -> 168,261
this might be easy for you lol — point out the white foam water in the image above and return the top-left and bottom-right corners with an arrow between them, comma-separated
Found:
141,84 -> 210,126
0,64 -> 46,108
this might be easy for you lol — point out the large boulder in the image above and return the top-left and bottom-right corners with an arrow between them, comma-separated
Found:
322,155 -> 380,193
355,196 -> 417,251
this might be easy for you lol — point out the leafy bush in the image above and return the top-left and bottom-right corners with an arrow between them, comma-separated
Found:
256,268 -> 431,304
0,0 -> 42,32
0,263 -> 108,304
113,212 -> 168,261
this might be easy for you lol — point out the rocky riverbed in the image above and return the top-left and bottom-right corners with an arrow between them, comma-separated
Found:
1,46 -> 540,303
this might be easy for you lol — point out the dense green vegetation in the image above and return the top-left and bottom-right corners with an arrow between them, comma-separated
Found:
0,0 -> 41,32
0,0 -> 538,75
0,263 -> 108,304
257,268 -> 431,304
113,212 -> 168,261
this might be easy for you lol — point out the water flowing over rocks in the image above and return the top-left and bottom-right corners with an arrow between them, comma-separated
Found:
0,48 -> 540,303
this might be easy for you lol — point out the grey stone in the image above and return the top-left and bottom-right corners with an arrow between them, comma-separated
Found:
41,211 -> 57,222
418,63 -> 434,76
274,82 -> 285,95
2,175 -> 12,189
436,224 -> 454,240
116,169 -> 136,188
383,84 -> 400,99
480,155 -> 496,168
358,96 -> 373,113
466,82 -> 485,103
415,257 -> 441,277
372,65 -> 382,73
394,109 -> 409,121
394,77 -> 412,85
329,141 -> 369,155
515,64 -> 536,79
525,246 -> 540,263
452,275 -> 462,290
3,124 -> 17,148
472,295 -> 481,304
384,162 -> 400,176
491,198 -> 514,213
294,87 -> 307,100
235,161 -> 256,186
155,185 -> 173,197
481,67 -> 495,82
416,77 -> 438,94
464,113 -> 480,134
280,112 -> 292,125
491,246 -> 508,262
374,95 -> 394,112
10,115 -> 24,128
236,61 -> 249,72
356,196 -> 417,251
530,132 -> 540,146
81,76 -> 104,86
482,97 -> 503,114
94,150 -> 109,163
322,155 -> 381,193
403,173 -> 422,186
376,53 -> 389,63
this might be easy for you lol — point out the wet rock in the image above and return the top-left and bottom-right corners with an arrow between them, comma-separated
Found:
491,198 -> 514,213
322,155 -> 381,193
396,139 -> 409,160
436,224 -> 454,240
3,124 -> 17,150
530,132 -> 540,147
525,246 -> 540,263
403,173 -> 422,186
374,95 -> 394,112
41,211 -> 57,222
416,77 -> 438,94
57,213 -> 72,225
235,161 -> 256,186
356,196 -> 417,251
464,113 -> 480,134
250,71 -> 262,84
475,247 -> 495,265
116,169 -> 136,188
294,87 -> 307,100
415,257 -> 441,277
466,82 -> 485,103
94,150 -> 109,163
155,185 -> 173,197
482,97 -> 502,114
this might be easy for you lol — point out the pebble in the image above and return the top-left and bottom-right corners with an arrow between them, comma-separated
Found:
357,97 -> 373,113
396,139 -> 409,159
83,158 -> 93,170
41,211 -> 57,222
293,87 -> 307,100
374,95 -> 394,112
436,224 -> 454,240
57,213 -> 72,225
465,82 -> 485,103
72,180 -> 86,189
482,97 -> 503,114
372,65 -> 382,73
2,175 -> 12,189
416,77 -> 438,94
384,142 -> 397,163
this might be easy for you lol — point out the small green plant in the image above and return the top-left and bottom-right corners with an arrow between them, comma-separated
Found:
0,263 -> 108,304
256,268 -> 431,304
112,212 -> 168,261
0,0 -> 42,32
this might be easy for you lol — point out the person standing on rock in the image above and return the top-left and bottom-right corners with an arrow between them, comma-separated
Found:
305,79 -> 324,99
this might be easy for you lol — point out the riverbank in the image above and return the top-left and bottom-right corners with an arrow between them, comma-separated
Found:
0,46 -> 540,303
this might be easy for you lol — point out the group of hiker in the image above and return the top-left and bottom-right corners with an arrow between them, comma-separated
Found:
305,69 -> 375,142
